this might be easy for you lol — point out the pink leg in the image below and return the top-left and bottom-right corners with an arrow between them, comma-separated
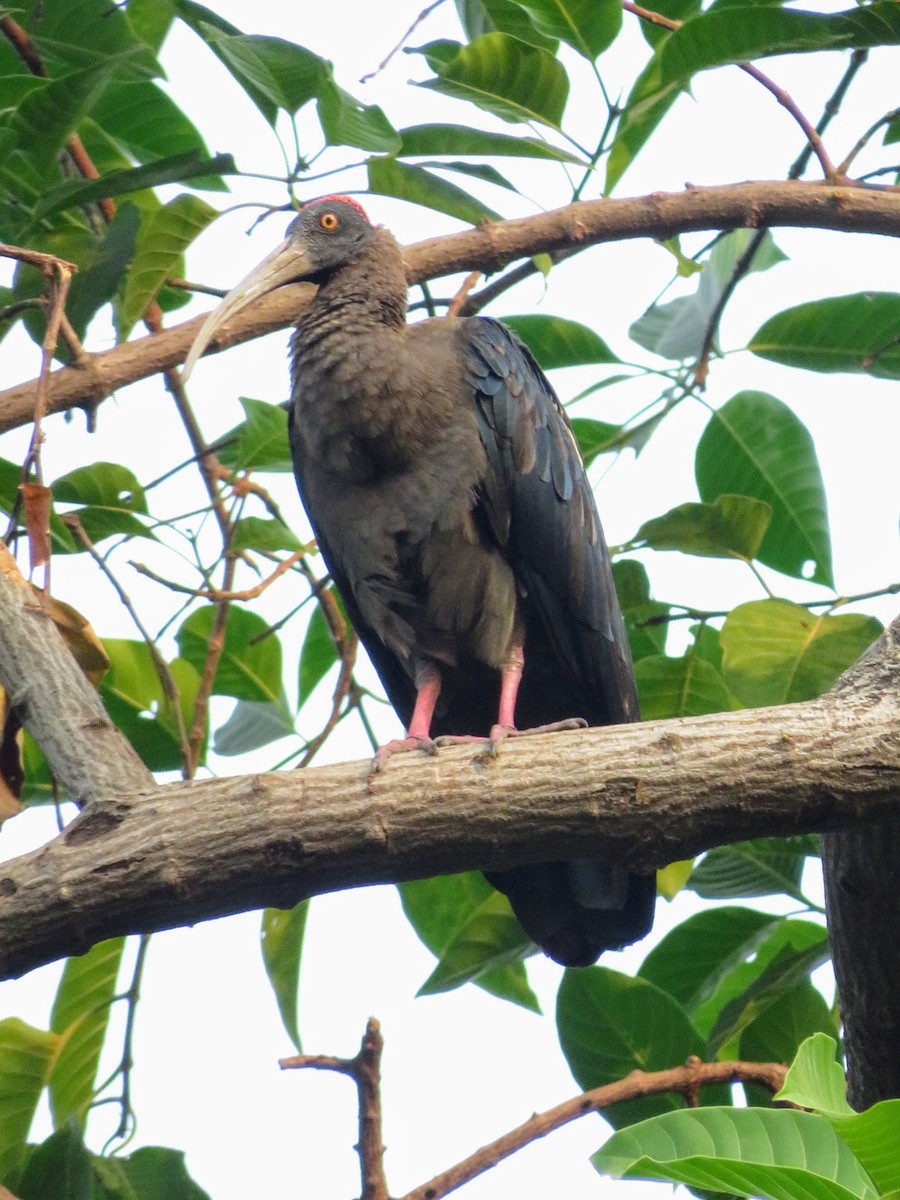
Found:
487,637 -> 586,757
372,665 -> 442,770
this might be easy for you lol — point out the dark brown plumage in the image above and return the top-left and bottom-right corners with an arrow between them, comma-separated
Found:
185,196 -> 656,966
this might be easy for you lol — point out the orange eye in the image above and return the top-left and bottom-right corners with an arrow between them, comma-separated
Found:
319,212 -> 339,231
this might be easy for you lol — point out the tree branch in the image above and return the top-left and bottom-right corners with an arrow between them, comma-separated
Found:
0,614 -> 897,979
2,181 -> 900,434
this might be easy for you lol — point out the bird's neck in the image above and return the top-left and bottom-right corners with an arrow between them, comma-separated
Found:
296,228 -> 407,342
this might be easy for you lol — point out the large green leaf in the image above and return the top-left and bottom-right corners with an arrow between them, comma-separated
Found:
215,398 -> 292,474
740,990 -> 838,1106
634,495 -> 772,560
398,123 -> 582,163
453,0 -> 559,50
688,836 -> 820,904
26,0 -> 160,80
556,967 -> 725,1128
99,643 -> 200,772
416,889 -> 538,1008
594,1107 -> 878,1200
260,903 -> 308,1054
231,516 -> 305,555
502,314 -> 620,369
213,700 -> 295,756
49,938 -> 126,1130
749,293 -> 900,381
515,0 -> 622,59
36,152 -> 235,220
417,33 -> 569,129
658,3 -> 900,85
18,1124 -> 92,1200
52,461 -> 154,547
570,418 -> 624,466
1,63 -> 118,170
399,873 -> 538,1010
634,653 -> 735,719
176,605 -> 283,704
640,907 -> 779,1014
695,391 -> 832,586
0,1018 -> 60,1188
611,559 -> 669,662
368,157 -> 499,225
317,79 -> 400,153
720,600 -> 882,708
195,26 -> 325,121
118,193 -> 218,337
94,1145 -> 212,1200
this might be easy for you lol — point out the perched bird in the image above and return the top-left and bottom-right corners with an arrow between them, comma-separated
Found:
184,196 -> 656,966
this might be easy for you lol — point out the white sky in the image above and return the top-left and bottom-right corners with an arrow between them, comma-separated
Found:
1,2 -> 899,1199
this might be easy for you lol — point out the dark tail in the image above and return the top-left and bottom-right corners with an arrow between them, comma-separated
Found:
486,863 -> 656,967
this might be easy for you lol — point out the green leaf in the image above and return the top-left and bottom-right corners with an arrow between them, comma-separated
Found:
701,922 -> 830,1053
417,889 -> 537,1005
417,33 -> 569,129
453,0 -> 560,50
634,495 -> 771,560
399,873 -> 538,1008
634,653 -> 734,719
367,158 -> 500,225
606,54 -> 683,192
739,983 -> 837,1098
688,837 -> 820,903
659,4 -> 900,85
640,907 -> 779,1014
612,560 -> 669,661
749,293 -> 900,381
776,1035 -> 850,1115
215,397 -> 292,474
298,605 -> 338,706
630,230 -> 787,360
49,938 -> 126,1130
18,1124 -> 92,1200
398,123 -> 583,163
502,314 -> 620,369
1,64 -> 118,170
98,1145 -> 213,1200
0,1018 -> 59,1188
35,152 -> 236,220
515,0 -> 622,59
176,605 -> 283,704
118,193 -> 218,337
570,418 -> 623,465
720,600 -> 882,708
213,699 -> 295,756
830,1104 -> 900,1196
52,206 -> 140,348
594,1107 -> 878,1200
317,79 -> 400,153
99,644 -> 200,773
26,0 -> 160,79
260,903 -> 309,1054
231,516 -> 305,554
197,27 -> 325,121
52,461 -> 150,543
557,968 -> 724,1128
695,391 -> 833,586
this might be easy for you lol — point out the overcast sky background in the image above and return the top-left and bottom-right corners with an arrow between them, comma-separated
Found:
1,2 -> 899,1198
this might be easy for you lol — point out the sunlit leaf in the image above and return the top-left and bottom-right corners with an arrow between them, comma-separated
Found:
118,193 -> 218,337
318,79 -> 400,153
453,0 -> 560,50
0,1018 -> 59,1188
231,516 -> 305,554
416,33 -> 569,129
100,643 -> 200,772
176,605 -> 283,704
720,600 -> 882,707
634,495 -> 771,560
502,314 -> 620,369
261,903 -> 309,1053
49,938 -> 126,1130
635,653 -> 735,719
195,26 -> 325,121
298,605 -> 338,706
215,398 -> 292,473
515,0 -> 622,59
695,392 -> 832,586
775,1034 -> 852,1117
741,993 -> 838,1106
398,123 -> 583,163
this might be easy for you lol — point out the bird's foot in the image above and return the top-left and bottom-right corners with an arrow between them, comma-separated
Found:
370,734 -> 437,773
481,717 -> 588,760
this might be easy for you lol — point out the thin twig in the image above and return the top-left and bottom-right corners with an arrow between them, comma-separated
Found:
131,551 -> 306,602
400,1056 -> 789,1200
622,0 -> 840,179
360,0 -> 447,83
281,1018 -> 389,1200
837,105 -> 900,178
445,271 -> 482,317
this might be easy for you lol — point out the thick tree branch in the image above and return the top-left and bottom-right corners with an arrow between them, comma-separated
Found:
2,180 -> 900,434
0,615 -> 897,980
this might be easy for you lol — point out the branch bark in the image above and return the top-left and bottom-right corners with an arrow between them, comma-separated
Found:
2,180 -> 900,433
0,615 -> 897,980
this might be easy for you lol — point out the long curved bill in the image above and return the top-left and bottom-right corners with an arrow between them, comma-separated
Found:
182,236 -> 315,382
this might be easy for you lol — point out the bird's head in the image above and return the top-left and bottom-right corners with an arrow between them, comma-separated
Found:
182,195 -> 375,380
